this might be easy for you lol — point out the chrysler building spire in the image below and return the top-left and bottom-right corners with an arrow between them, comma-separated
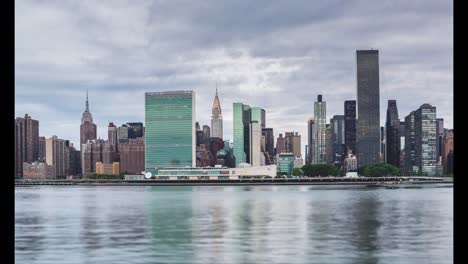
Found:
211,85 -> 223,138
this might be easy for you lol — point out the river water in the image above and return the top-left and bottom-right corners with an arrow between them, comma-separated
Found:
15,185 -> 453,264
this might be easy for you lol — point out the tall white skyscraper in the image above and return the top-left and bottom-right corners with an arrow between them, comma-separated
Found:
249,121 -> 262,167
313,95 -> 327,164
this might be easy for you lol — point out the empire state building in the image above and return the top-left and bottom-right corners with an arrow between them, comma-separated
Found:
80,90 -> 97,150
211,87 -> 223,139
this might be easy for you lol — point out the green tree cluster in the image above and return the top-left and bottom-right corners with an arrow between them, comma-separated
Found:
301,164 -> 339,176
292,168 -> 302,176
360,163 -> 400,177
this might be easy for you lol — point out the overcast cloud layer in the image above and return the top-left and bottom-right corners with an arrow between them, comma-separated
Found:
15,0 -> 453,154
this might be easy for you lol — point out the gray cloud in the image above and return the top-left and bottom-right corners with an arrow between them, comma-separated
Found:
15,0 -> 453,154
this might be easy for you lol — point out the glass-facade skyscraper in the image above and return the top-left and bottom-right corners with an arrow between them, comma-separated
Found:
344,100 -> 356,154
307,117 -> 315,164
233,103 -> 266,167
251,107 -> 266,129
145,91 -> 195,173
233,102 -> 251,166
385,100 -> 400,168
313,95 -> 326,164
330,115 -> 345,165
414,104 -> 438,176
404,111 -> 417,175
356,50 -> 380,167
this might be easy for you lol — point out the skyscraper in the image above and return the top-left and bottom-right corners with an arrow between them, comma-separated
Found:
80,90 -> 97,152
307,117 -> 315,164
314,95 -> 326,164
119,138 -> 145,174
118,125 -> 129,144
195,122 -> 204,146
145,91 -> 196,172
38,136 -> 46,162
46,135 -> 66,179
399,121 -> 406,168
15,114 -> 39,178
233,102 -> 251,166
262,128 -> 275,164
81,139 -> 103,176
330,115 -> 345,165
442,130 -> 453,174
404,112 -> 417,175
211,87 -> 223,138
414,104 -> 438,176
325,124 -> 333,164
344,100 -> 357,154
127,122 -> 144,139
285,132 -> 294,155
380,126 -> 386,163
202,125 -> 211,146
276,133 -> 285,155
436,118 -> 444,164
101,141 -> 115,164
249,121 -> 262,166
385,100 -> 400,167
108,122 -> 118,152
251,107 -> 266,129
65,141 -> 80,176
356,50 -> 380,167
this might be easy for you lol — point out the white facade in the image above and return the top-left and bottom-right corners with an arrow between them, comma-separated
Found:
46,135 -> 66,178
314,95 -> 327,164
249,121 -> 262,167
294,157 -> 304,168
230,164 -> 277,178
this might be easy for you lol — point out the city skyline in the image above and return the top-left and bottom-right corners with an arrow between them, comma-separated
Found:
15,0 -> 453,154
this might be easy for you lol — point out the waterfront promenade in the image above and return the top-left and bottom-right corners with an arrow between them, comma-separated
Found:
15,176 -> 452,186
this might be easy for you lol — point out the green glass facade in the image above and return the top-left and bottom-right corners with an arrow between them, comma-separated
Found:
233,103 -> 251,167
145,91 -> 195,173
250,107 -> 265,128
278,153 -> 295,175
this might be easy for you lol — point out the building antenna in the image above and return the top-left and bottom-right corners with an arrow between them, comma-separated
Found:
85,89 -> 89,112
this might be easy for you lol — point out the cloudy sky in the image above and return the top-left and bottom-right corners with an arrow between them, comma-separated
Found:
15,0 -> 453,154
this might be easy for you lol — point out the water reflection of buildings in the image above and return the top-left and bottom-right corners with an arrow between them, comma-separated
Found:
147,186 -> 195,262
190,186 -> 310,263
15,208 -> 45,262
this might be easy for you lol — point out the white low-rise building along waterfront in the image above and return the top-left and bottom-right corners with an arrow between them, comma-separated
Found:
132,164 -> 277,180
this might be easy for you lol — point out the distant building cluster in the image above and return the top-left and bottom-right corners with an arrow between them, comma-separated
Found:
15,50 -> 454,179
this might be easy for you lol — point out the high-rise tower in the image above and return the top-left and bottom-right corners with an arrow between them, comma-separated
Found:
145,91 -> 196,172
313,95 -> 326,164
344,100 -> 356,154
211,86 -> 223,139
80,90 -> 97,150
385,100 -> 400,167
356,50 -> 380,167
15,114 -> 39,178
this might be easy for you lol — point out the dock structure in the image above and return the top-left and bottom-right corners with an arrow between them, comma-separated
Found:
15,176 -> 450,186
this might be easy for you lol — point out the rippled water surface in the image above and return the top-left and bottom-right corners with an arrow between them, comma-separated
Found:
15,185 -> 453,264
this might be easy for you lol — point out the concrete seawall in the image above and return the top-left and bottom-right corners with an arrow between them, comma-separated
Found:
15,176 -> 453,187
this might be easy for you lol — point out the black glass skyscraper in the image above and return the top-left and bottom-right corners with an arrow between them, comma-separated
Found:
127,122 -> 144,138
344,100 -> 356,154
404,112 -> 416,175
385,100 -> 400,167
307,118 -> 315,164
356,50 -> 380,167
262,128 -> 274,160
331,115 -> 345,165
